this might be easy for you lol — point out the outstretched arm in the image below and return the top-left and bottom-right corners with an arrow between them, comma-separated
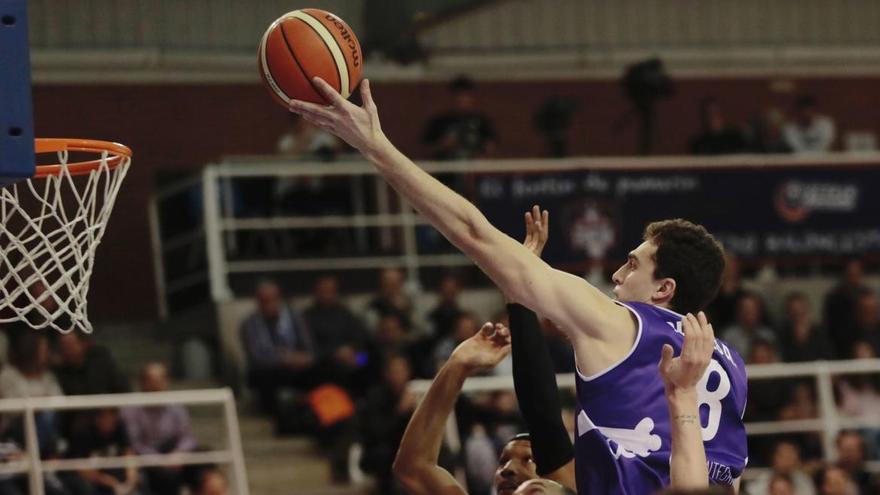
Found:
509,208 -> 575,488
289,80 -> 633,358
393,322 -> 512,495
658,312 -> 714,489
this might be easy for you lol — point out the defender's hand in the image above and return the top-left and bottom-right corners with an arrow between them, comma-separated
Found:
522,205 -> 549,258
659,312 -> 715,394
288,78 -> 386,158
449,322 -> 511,375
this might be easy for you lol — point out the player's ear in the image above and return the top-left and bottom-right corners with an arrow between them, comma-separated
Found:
653,278 -> 676,305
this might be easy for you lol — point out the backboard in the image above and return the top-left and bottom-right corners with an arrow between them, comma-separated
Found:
0,0 -> 35,183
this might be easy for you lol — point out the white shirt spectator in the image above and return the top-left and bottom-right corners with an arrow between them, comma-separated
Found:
783,115 -> 836,153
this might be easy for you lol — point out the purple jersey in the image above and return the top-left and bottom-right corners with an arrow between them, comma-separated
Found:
574,302 -> 748,494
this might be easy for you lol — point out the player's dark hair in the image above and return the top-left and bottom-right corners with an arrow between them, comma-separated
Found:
643,219 -> 725,314
508,433 -> 531,444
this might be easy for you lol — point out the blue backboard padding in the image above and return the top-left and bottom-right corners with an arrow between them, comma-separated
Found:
0,0 -> 35,183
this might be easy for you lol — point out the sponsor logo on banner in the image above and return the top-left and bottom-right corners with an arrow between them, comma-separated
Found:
774,181 -> 859,223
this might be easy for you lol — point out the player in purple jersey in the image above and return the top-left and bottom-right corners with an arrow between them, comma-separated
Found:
289,78 -> 747,492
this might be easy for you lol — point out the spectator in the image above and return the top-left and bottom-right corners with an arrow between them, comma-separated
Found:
824,260 -> 869,358
749,108 -> 793,154
427,274 -> 464,344
239,280 -> 316,415
366,268 -> 413,331
748,440 -> 816,495
853,290 -> 880,356
432,313 -> 480,373
303,276 -> 370,392
816,465 -> 857,495
837,342 -> 880,423
190,468 -> 228,495
423,76 -> 497,160
722,293 -> 776,361
373,314 -> 416,370
767,474 -> 795,495
53,333 -> 130,396
68,408 -> 141,495
0,332 -> 62,400
783,95 -> 836,153
0,331 -> 62,470
834,431 -> 877,495
277,114 -> 343,160
688,97 -> 747,155
779,292 -> 832,362
360,355 -> 418,495
705,255 -> 747,331
779,382 -> 818,421
121,362 -> 197,495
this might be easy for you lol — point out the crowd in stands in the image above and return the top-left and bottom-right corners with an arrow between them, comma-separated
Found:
236,258 -> 880,494
0,324 -> 230,495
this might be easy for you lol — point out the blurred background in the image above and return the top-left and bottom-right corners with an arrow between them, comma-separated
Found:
8,0 -> 880,494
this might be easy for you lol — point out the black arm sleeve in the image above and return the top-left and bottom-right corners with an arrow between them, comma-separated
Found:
508,303 -> 574,476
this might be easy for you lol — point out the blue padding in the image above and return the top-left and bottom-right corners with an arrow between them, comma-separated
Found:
0,0 -> 35,184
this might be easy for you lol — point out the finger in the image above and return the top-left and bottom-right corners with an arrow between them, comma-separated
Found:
361,79 -> 376,111
681,314 -> 697,363
289,99 -> 336,121
312,76 -> 348,107
495,324 -> 510,339
525,211 -> 534,237
541,209 -> 549,241
480,322 -> 495,338
659,344 -> 674,374
532,205 -> 541,225
697,311 -> 711,356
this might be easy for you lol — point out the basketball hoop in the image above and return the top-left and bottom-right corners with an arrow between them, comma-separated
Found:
0,138 -> 132,333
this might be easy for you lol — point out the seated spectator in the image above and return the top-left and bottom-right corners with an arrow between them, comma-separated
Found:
360,355 -> 418,495
779,382 -> 818,421
432,313 -> 480,373
239,280 -> 316,415
853,289 -> 880,356
68,408 -> 141,495
427,274 -> 464,345
705,255 -> 747,331
365,268 -> 413,333
779,292 -> 832,362
816,465 -> 857,495
783,95 -> 836,153
303,276 -> 370,392
749,108 -> 792,154
722,293 -> 776,361
53,333 -> 129,396
189,468 -> 228,495
121,362 -> 196,494
422,76 -> 497,161
748,440 -> 816,495
688,97 -> 747,155
837,341 -> 880,420
0,332 -> 67,494
277,114 -> 342,159
824,260 -> 868,358
373,314 -> 416,371
835,431 -> 879,494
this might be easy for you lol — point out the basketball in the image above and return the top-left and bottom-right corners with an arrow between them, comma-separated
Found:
258,9 -> 363,107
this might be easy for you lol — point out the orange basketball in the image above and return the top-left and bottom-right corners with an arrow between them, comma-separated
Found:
258,9 -> 363,107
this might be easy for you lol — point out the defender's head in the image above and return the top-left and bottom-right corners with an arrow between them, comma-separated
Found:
495,434 -> 537,495
612,219 -> 725,314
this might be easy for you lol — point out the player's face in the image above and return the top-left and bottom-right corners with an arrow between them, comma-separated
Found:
611,241 -> 662,304
495,440 -> 537,495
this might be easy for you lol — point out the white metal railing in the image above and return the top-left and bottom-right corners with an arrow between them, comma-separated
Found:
149,152 -> 880,317
0,389 -> 248,495
408,359 -> 880,479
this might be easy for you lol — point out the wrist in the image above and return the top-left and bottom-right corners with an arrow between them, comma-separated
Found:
665,387 -> 698,406
443,356 -> 475,379
363,133 -> 393,163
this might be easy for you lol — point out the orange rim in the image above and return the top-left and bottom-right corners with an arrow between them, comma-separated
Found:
34,138 -> 132,179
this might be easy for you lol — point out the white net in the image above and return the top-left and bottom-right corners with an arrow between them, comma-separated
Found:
0,144 -> 131,333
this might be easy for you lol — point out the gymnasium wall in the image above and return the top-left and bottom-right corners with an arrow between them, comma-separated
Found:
32,75 -> 880,321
